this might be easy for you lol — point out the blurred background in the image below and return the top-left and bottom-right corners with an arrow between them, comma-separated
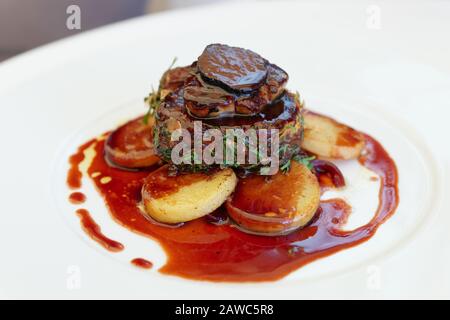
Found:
0,0 -> 234,62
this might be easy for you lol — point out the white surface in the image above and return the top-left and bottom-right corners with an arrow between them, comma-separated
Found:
0,0 -> 449,299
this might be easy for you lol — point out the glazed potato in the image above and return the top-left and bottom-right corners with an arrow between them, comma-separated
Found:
142,166 -> 237,224
105,116 -> 160,169
302,111 -> 365,160
226,162 -> 321,235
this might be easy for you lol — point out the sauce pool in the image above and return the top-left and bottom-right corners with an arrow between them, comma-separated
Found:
67,116 -> 398,282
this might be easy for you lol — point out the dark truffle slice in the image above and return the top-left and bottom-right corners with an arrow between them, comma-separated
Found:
198,44 -> 268,93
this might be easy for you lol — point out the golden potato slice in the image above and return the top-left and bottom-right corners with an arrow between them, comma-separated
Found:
226,162 -> 321,235
142,166 -> 237,224
302,111 -> 365,159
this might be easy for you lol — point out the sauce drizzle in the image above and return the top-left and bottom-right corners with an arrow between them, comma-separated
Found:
75,209 -> 124,252
67,139 -> 96,189
131,258 -> 153,269
69,192 -> 86,204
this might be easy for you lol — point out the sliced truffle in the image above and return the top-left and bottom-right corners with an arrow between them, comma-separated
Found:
184,63 -> 288,118
182,74 -> 235,118
198,44 -> 268,93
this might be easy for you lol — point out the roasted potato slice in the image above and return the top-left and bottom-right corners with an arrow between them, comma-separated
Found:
142,166 -> 237,224
226,162 -> 320,235
302,111 -> 365,160
105,116 -> 160,169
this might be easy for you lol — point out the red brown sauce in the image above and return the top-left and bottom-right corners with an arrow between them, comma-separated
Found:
67,139 -> 96,189
67,116 -> 398,282
69,192 -> 86,204
131,258 -> 153,269
312,159 -> 346,191
75,209 -> 124,253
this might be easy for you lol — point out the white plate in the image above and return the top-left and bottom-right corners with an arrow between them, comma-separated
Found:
1,0 -> 449,299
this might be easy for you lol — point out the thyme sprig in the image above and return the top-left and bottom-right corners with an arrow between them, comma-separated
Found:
143,57 -> 178,125
143,86 -> 160,125
280,154 -> 315,174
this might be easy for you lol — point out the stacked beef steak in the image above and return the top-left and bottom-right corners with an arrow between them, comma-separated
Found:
153,44 -> 304,173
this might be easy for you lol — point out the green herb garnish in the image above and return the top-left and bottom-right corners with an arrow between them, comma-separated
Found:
143,57 -> 178,125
